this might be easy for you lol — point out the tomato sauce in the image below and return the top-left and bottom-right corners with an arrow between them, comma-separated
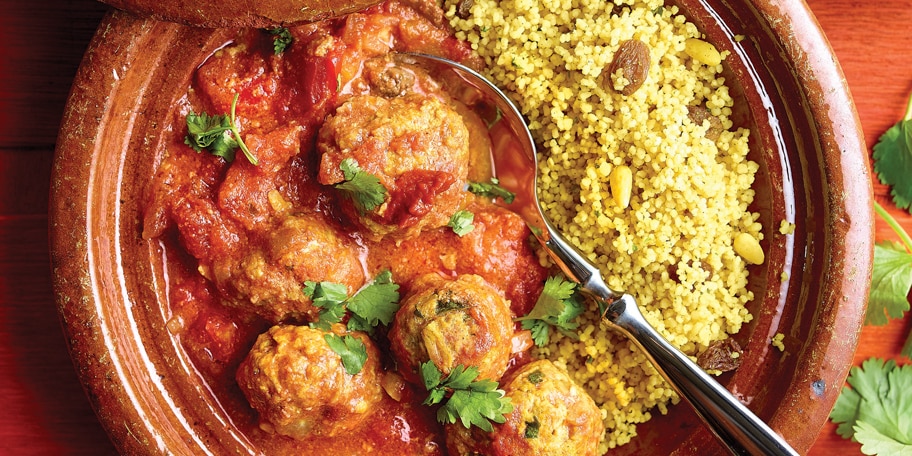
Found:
143,1 -> 549,454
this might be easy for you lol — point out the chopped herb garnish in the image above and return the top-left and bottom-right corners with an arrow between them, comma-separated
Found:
448,210 -> 475,236
346,270 -> 401,334
524,417 -> 541,439
527,369 -> 544,385
184,93 -> 257,165
303,280 -> 349,330
305,271 -> 400,335
269,27 -> 293,54
335,158 -> 388,214
420,362 -> 513,432
516,275 -> 585,347
324,333 -> 368,375
435,295 -> 467,315
467,178 -> 516,204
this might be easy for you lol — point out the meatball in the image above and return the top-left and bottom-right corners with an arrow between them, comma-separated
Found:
209,215 -> 365,323
388,274 -> 513,385
236,324 -> 384,439
446,360 -> 604,456
316,92 -> 470,240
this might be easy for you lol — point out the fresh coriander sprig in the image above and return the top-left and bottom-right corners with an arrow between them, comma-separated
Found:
867,202 -> 912,358
345,270 -> 401,334
515,275 -> 585,347
872,92 -> 912,211
304,270 -> 400,335
303,281 -> 349,330
335,158 -> 388,214
420,361 -> 513,432
184,93 -> 258,165
467,178 -> 516,204
269,27 -> 293,54
324,334 -> 368,376
448,210 -> 475,236
830,358 -> 912,453
303,271 -> 400,375
866,91 -> 912,355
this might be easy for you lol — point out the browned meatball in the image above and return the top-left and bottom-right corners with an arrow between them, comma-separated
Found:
388,273 -> 513,385
208,214 -> 365,323
236,324 -> 384,440
446,360 -> 604,456
316,92 -> 470,240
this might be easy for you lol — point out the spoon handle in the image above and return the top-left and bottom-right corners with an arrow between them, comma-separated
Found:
540,225 -> 797,454
601,294 -> 799,456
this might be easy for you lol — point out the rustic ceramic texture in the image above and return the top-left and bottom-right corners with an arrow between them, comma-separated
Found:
100,0 -> 384,27
49,1 -> 873,454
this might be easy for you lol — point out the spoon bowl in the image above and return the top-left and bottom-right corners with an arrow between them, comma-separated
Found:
396,52 -> 798,456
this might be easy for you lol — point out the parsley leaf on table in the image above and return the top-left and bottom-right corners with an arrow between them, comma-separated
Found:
184,93 -> 258,165
448,210 -> 475,236
335,158 -> 388,214
867,202 -> 912,358
830,358 -> 912,453
872,93 -> 912,211
323,334 -> 368,375
868,240 -> 912,326
515,275 -> 585,347
420,362 -> 513,432
467,178 -> 516,204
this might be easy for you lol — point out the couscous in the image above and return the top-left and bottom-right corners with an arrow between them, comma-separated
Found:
445,0 -> 763,450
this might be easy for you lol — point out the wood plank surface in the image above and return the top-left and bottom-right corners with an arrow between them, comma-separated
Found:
0,0 -> 908,454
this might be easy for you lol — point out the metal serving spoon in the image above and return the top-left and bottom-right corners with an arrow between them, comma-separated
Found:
395,53 -> 799,456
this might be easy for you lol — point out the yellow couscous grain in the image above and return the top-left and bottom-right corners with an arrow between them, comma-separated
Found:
779,219 -> 796,235
445,0 -> 762,450
771,332 -> 786,351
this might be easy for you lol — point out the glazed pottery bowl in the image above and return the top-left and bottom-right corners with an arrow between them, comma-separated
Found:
50,0 -> 873,454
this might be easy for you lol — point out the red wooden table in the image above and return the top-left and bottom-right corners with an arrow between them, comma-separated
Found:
0,0 -> 909,454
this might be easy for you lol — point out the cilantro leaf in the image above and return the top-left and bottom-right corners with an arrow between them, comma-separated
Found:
306,271 -> 401,333
184,93 -> 257,165
872,93 -> 912,211
304,281 -> 349,330
346,270 -> 400,333
448,210 -> 475,236
324,333 -> 368,375
867,240 -> 912,326
419,362 -> 512,432
467,178 -> 516,204
524,417 -> 541,439
830,358 -> 912,452
855,421 -> 912,456
335,158 -> 388,214
184,112 -> 238,160
515,275 -> 585,346
523,320 -> 550,347
268,27 -> 293,54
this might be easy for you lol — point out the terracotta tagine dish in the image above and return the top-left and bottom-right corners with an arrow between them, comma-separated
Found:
49,0 -> 873,454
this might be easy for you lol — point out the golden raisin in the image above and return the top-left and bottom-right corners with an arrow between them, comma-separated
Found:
605,40 -> 650,96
